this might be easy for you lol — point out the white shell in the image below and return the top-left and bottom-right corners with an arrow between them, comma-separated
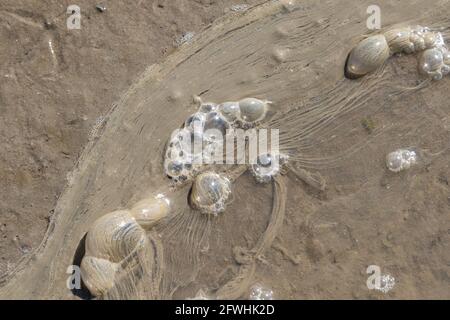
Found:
238,98 -> 269,123
130,195 -> 170,229
346,35 -> 390,78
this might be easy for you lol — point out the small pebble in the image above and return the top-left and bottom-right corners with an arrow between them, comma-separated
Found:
230,4 -> 249,12
96,5 -> 106,12
249,283 -> 274,300
175,32 -> 195,46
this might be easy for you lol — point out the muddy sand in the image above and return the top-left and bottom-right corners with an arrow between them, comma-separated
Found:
0,0 -> 449,299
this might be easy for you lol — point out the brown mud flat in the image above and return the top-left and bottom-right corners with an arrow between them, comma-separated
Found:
0,0 -> 263,282
0,0 -> 449,299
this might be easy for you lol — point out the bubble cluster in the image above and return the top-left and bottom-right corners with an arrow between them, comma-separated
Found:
189,171 -> 232,215
250,152 -> 289,183
249,283 -> 274,300
376,274 -> 396,293
386,148 -> 418,172
164,98 -> 271,183
385,26 -> 443,54
395,26 -> 450,80
346,25 -> 450,80
419,46 -> 450,80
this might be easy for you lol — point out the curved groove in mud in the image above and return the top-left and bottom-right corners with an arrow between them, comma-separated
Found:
216,175 -> 287,299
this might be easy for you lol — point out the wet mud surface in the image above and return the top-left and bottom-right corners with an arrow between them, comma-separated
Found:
0,0 -> 449,299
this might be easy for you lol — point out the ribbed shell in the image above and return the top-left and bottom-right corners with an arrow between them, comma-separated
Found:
84,210 -> 145,263
80,256 -> 118,297
346,35 -> 390,78
384,27 -> 414,53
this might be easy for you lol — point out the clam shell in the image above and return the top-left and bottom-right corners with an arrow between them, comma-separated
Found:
80,256 -> 118,297
384,27 -> 413,53
238,98 -> 268,123
130,196 -> 170,229
84,210 -> 145,263
345,35 -> 390,78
